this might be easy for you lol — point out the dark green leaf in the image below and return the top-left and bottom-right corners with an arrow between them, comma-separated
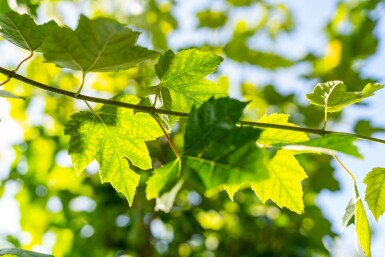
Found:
42,15 -> 158,72
183,97 -> 268,192
0,11 -> 58,51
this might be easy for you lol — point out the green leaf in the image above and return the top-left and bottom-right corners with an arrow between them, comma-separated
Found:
288,134 -> 362,158
0,90 -> 25,100
0,248 -> 53,257
251,150 -> 308,214
355,184 -> 371,257
64,95 -> 163,205
306,81 -> 384,112
341,198 -> 356,231
183,97 -> 268,194
364,168 -> 385,221
197,10 -> 227,29
256,113 -> 309,146
0,1 -> 11,13
146,158 -> 181,200
0,11 -> 57,51
155,179 -> 184,212
42,15 -> 158,72
155,49 -> 227,113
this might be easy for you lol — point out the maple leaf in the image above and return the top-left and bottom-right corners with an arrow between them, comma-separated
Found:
65,95 -> 163,205
251,150 -> 308,214
364,168 -> 385,221
155,49 -> 227,114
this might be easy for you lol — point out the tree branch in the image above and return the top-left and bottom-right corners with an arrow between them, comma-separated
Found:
1,66 -> 385,145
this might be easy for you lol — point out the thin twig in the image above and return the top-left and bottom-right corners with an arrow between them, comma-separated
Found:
152,114 -> 180,158
331,153 -> 356,182
1,66 -> 385,145
0,52 -> 34,86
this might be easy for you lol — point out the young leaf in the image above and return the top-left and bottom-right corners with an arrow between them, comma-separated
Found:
251,150 -> 308,214
364,168 -> 385,221
287,134 -> 362,158
256,113 -> 309,146
341,198 -> 356,231
355,184 -> 371,257
64,95 -> 163,205
41,15 -> 158,72
0,11 -> 57,51
0,248 -> 53,257
155,179 -> 185,213
146,158 -> 181,200
183,97 -> 268,193
306,81 -> 383,112
155,49 -> 227,113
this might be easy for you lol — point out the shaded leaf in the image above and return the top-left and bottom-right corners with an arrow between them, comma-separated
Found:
155,49 -> 226,113
364,167 -> 385,221
256,113 -> 309,146
183,97 -> 268,193
155,179 -> 184,213
0,248 -> 53,257
306,81 -> 383,112
341,198 -> 356,231
354,120 -> 385,137
42,15 -> 158,72
0,11 -> 57,51
146,158 -> 181,200
251,150 -> 308,214
197,10 -> 227,29
64,95 -> 163,205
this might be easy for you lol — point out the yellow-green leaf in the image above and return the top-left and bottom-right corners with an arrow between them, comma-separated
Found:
256,113 -> 309,146
251,150 -> 307,214
64,95 -> 163,205
306,81 -> 383,113
155,49 -> 227,113
364,167 -> 385,221
355,184 -> 371,257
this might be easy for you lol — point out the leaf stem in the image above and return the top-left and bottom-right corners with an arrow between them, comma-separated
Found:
322,109 -> 328,130
1,66 -> 385,145
0,51 -> 34,86
331,153 -> 356,182
152,85 -> 161,107
76,73 -> 87,96
152,114 -> 180,158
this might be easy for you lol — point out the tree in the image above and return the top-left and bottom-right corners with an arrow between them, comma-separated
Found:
0,1 -> 384,257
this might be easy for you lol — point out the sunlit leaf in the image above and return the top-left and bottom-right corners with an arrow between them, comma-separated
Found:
0,248 -> 53,257
64,95 -> 163,205
364,168 -> 385,221
355,184 -> 371,257
42,15 -> 158,72
306,81 -> 383,112
0,11 -> 57,51
256,113 -> 309,146
146,158 -> 181,200
184,97 -> 268,194
155,49 -> 226,113
251,150 -> 308,214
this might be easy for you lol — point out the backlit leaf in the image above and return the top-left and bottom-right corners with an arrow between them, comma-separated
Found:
64,95 -> 163,205
256,113 -> 309,146
155,49 -> 227,113
0,248 -> 53,257
183,97 -> 268,194
251,150 -> 308,214
0,11 -> 57,51
306,81 -> 383,112
355,184 -> 371,257
364,168 -> 385,221
41,15 -> 158,72
146,158 -> 181,200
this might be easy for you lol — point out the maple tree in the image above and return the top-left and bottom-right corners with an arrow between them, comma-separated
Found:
0,1 -> 385,257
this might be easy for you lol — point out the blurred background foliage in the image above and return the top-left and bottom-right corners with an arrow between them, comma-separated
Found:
0,0 -> 385,256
